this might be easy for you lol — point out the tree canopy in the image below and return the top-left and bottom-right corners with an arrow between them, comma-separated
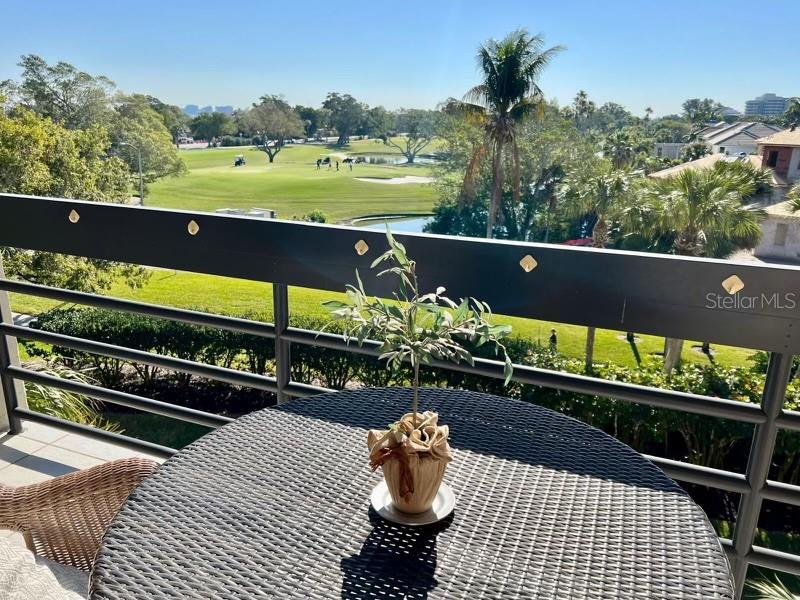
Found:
323,92 -> 366,145
245,95 -> 304,162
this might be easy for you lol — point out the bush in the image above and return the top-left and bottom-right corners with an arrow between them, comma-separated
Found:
27,307 -> 800,490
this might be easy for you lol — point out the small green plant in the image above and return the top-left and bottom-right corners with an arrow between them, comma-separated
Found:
24,361 -> 122,432
323,227 -> 513,423
749,577 -> 800,599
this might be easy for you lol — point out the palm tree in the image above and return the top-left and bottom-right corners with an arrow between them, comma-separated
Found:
563,168 -> 631,371
787,182 -> 800,212
445,29 -> 563,238
572,90 -> 595,131
627,168 -> 764,371
602,130 -> 636,170
784,97 -> 800,127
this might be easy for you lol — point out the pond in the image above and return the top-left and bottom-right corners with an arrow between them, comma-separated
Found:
356,216 -> 433,233
357,154 -> 438,165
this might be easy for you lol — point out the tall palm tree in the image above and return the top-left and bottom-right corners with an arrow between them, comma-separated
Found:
563,168 -> 631,371
602,130 -> 636,170
445,29 -> 563,237
626,168 -> 764,371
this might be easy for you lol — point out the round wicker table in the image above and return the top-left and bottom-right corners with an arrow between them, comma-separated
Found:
89,388 -> 734,599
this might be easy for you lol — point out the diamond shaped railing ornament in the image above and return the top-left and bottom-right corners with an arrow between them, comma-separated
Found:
519,255 -> 538,273
721,275 -> 744,295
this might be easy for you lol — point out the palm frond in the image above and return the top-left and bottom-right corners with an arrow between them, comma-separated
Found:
748,577 -> 800,600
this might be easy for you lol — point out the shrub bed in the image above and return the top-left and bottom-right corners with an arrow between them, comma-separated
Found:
27,307 -> 800,534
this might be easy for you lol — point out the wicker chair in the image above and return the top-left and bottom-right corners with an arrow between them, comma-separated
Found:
0,457 -> 159,571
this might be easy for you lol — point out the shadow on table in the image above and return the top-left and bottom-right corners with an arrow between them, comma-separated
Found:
340,509 -> 452,600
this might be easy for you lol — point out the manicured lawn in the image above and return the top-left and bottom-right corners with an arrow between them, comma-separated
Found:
10,269 -> 755,369
146,140 -> 438,221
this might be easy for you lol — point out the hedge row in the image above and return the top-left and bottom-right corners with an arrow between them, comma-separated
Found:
28,307 -> 800,492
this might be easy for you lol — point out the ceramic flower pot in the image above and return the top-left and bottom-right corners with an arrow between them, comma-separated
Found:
367,411 -> 453,514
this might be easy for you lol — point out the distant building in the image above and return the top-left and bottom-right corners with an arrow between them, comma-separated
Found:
182,104 -> 236,117
754,201 -> 800,262
720,106 -> 742,118
700,121 -> 783,155
744,93 -> 791,117
654,143 -> 685,159
654,121 -> 782,159
755,127 -> 800,184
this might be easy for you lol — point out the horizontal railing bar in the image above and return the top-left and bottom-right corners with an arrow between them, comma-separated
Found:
14,407 -> 176,458
763,480 -> 800,507
4,195 -> 800,353
747,545 -> 800,576
1,323 -> 278,393
644,455 -> 750,494
8,365 -> 233,429
777,410 -> 800,432
284,381 -> 335,398
0,278 -> 276,339
286,328 -> 767,425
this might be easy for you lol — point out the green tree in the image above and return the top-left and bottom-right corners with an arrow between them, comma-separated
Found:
111,94 -> 186,185
787,182 -> 800,212
682,98 -> 723,126
190,112 -> 234,145
364,106 -> 394,138
562,167 -> 632,371
571,90 -> 596,132
0,107 -> 147,292
245,95 -> 304,163
680,142 -> 711,162
146,96 -> 190,145
380,109 -> 439,163
784,98 -> 800,126
11,54 -> 114,129
322,92 -> 366,145
629,168 -> 763,371
445,28 -> 563,237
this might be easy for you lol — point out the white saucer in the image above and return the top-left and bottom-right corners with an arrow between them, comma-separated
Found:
370,480 -> 456,526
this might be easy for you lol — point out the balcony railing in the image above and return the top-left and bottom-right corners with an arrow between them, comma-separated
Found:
1,193 -> 800,597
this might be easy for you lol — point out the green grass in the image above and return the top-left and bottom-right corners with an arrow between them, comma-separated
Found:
10,269 -> 755,369
147,140 -> 438,221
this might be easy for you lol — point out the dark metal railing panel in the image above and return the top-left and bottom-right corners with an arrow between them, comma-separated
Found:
645,455 -> 750,494
273,283 -> 290,404
0,323 -> 279,393
0,278 -> 276,339
731,352 -> 793,596
7,365 -> 233,429
3,194 -> 800,352
747,546 -> 800,576
763,479 -> 800,507
14,407 -> 175,458
285,327 -> 767,424
2,194 -> 800,597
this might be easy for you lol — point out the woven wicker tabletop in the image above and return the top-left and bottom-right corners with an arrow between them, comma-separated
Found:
89,388 -> 734,599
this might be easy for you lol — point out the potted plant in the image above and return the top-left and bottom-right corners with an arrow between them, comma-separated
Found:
323,228 -> 513,514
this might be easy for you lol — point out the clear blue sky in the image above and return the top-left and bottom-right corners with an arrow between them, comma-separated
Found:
1,1 -> 798,117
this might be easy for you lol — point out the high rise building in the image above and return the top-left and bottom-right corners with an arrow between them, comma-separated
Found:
744,93 -> 791,116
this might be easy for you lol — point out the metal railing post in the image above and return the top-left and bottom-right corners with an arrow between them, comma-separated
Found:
272,283 -> 291,404
0,255 -> 25,433
731,352 -> 792,597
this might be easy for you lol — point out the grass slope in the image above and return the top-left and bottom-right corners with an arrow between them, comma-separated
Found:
11,269 -> 754,369
147,141 -> 438,221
